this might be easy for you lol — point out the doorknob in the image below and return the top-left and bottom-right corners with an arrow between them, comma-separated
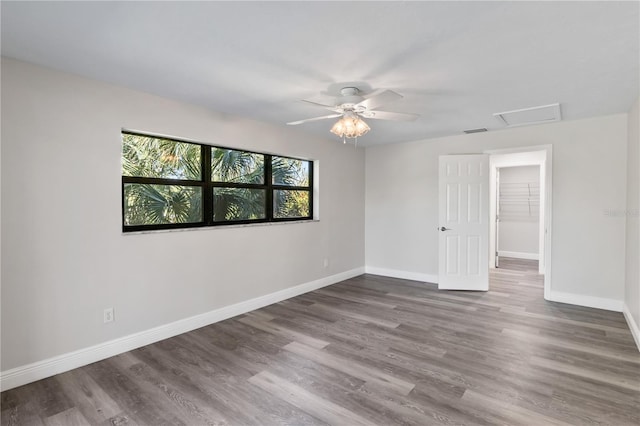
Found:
440,226 -> 452,231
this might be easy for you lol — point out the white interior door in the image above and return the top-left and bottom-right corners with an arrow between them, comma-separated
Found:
438,155 -> 489,291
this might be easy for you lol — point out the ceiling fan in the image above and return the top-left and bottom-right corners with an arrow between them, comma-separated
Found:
287,87 -> 419,141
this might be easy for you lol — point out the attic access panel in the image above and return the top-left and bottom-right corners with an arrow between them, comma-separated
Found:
494,103 -> 561,127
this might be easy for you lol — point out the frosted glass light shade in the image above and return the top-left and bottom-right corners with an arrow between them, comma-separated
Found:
330,116 -> 370,138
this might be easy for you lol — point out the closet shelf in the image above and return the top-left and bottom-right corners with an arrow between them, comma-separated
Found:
499,181 -> 539,221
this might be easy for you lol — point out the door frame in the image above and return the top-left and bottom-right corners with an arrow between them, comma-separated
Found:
485,145 -> 553,300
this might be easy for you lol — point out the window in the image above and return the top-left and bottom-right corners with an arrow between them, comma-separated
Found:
122,132 -> 313,232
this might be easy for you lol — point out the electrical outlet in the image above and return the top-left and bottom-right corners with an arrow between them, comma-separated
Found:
103,307 -> 114,323
323,258 -> 329,268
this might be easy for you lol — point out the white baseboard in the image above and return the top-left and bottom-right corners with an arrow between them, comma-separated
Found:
0,267 -> 364,392
498,251 -> 539,260
365,266 -> 438,284
546,290 -> 623,312
622,303 -> 640,352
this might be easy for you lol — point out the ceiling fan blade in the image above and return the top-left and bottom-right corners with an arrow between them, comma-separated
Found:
302,99 -> 333,107
360,110 -> 419,121
287,114 -> 343,126
357,89 -> 403,110
302,99 -> 341,112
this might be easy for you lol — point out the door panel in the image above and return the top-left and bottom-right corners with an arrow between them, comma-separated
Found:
446,183 -> 460,222
446,235 -> 460,275
439,155 -> 489,291
467,235 -> 480,276
467,183 -> 481,223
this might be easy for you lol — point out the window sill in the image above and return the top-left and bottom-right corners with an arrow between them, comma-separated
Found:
122,219 -> 319,235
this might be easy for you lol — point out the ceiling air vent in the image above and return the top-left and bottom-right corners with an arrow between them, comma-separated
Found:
463,128 -> 488,134
494,103 -> 561,127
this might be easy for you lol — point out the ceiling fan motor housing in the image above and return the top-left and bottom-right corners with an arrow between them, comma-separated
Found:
337,87 -> 365,110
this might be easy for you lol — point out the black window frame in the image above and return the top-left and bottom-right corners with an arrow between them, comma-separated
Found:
122,131 -> 314,232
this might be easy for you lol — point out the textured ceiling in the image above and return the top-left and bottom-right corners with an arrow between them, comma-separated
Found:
2,1 -> 638,146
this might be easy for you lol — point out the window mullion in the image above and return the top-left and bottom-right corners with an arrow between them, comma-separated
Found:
202,145 -> 212,225
309,160 -> 314,219
210,182 -> 268,189
266,154 -> 273,220
271,185 -> 311,191
122,176 -> 203,186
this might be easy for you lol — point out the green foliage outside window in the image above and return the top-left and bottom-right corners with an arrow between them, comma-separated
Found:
211,148 -> 264,184
124,184 -> 202,225
122,134 -> 201,180
213,187 -> 266,221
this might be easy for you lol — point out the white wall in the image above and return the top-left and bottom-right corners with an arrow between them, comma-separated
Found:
0,59 -> 365,373
498,166 -> 540,258
624,96 -> 640,348
365,114 -> 628,306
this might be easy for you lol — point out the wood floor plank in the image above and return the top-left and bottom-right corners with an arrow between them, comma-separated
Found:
550,387 -> 640,425
0,403 -> 45,426
461,389 -> 572,426
502,327 -> 640,364
3,257 -> 639,425
530,356 -> 640,392
83,358 -> 188,426
239,314 -> 330,349
284,341 -> 416,395
248,371 -> 373,426
315,288 -> 398,309
500,306 -> 632,335
54,369 -> 122,424
308,302 -> 401,329
42,407 -> 90,426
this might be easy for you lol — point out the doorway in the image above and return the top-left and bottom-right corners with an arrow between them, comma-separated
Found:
487,146 -> 552,300
496,165 -> 540,268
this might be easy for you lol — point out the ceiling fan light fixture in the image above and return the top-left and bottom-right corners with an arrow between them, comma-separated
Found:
330,115 -> 370,139
289,86 -> 415,144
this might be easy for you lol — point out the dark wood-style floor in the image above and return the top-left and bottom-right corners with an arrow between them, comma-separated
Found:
2,258 -> 639,425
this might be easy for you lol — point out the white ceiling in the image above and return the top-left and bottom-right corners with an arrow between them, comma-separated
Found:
2,1 -> 638,146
